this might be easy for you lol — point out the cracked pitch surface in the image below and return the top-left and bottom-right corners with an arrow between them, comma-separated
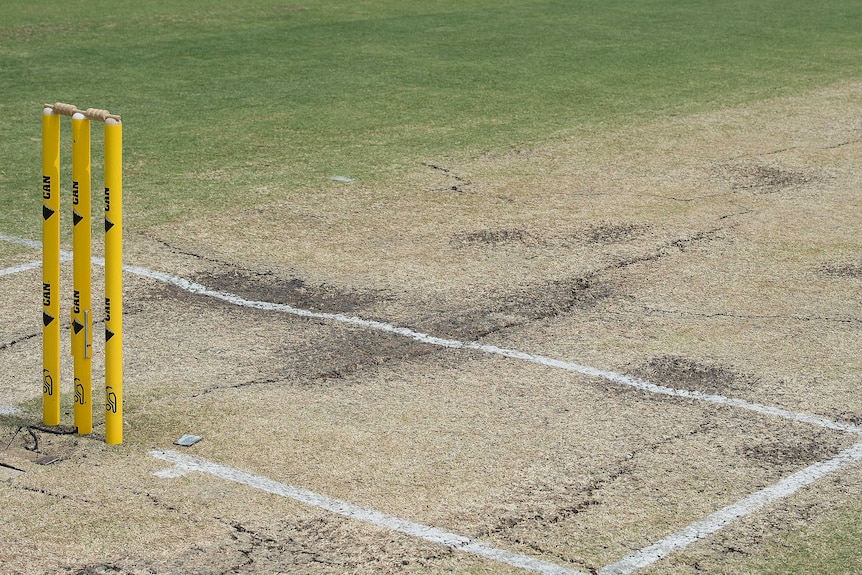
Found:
1,82 -> 861,574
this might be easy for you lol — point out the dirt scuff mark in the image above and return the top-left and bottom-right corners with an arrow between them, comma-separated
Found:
738,432 -> 841,471
715,163 -> 817,194
196,329 -> 436,396
192,269 -> 393,315
451,222 -> 648,249
452,228 -> 539,247
629,355 -> 760,396
819,260 -> 862,279
564,222 -> 648,245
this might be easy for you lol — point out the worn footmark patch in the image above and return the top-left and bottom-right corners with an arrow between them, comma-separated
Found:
139,224 -> 728,395
451,223 -> 648,249
629,356 -> 762,396
738,432 -> 844,472
192,328 -> 436,397
452,228 -> 540,247
192,269 -> 393,314
713,163 -> 820,194
819,260 -> 862,279
564,223 -> 649,246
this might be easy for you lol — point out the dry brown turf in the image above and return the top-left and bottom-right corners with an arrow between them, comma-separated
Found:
1,82 -> 861,574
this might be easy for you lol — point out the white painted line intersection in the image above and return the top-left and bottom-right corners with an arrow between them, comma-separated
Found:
152,443 -> 862,575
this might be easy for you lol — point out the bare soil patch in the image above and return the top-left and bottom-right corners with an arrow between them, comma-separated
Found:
630,355 -> 760,395
819,260 -> 862,279
452,227 -> 538,247
714,163 -> 818,193
193,268 -> 393,314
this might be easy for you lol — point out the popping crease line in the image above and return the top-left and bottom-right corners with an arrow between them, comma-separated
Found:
118,263 -> 862,436
0,261 -> 42,276
0,233 -> 859,436
0,255 -> 72,277
0,235 -> 72,277
0,234 -> 42,250
150,449 -> 589,575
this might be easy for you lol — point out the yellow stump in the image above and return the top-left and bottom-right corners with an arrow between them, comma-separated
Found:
104,118 -> 123,444
71,113 -> 92,435
41,107 -> 61,426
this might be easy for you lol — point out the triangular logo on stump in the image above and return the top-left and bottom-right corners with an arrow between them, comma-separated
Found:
73,210 -> 83,226
105,218 -> 114,233
106,327 -> 115,342
43,205 -> 55,220
72,319 -> 84,334
43,312 -> 55,326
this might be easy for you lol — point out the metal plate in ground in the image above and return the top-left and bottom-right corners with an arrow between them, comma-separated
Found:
174,434 -> 203,447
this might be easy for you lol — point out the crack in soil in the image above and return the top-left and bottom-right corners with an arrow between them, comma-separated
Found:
10,483 -> 97,504
823,137 -> 862,149
639,306 -> 862,326
467,412 -> 726,570
136,490 -> 180,512
210,517 -> 455,573
422,161 -> 472,193
0,332 -> 40,351
136,231 -> 240,269
1,302 -> 145,353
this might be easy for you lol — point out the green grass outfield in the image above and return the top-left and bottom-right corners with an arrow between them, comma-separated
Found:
1,2 -> 861,573
1,0 -> 861,234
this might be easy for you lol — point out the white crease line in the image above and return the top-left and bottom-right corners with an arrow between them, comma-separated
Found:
0,254 -> 73,278
0,261 -> 42,276
0,404 -> 20,415
0,234 -> 42,250
599,440 -> 862,575
0,234 -> 69,276
2,234 -> 860,436
150,449 -> 588,575
121,263 -> 862,436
